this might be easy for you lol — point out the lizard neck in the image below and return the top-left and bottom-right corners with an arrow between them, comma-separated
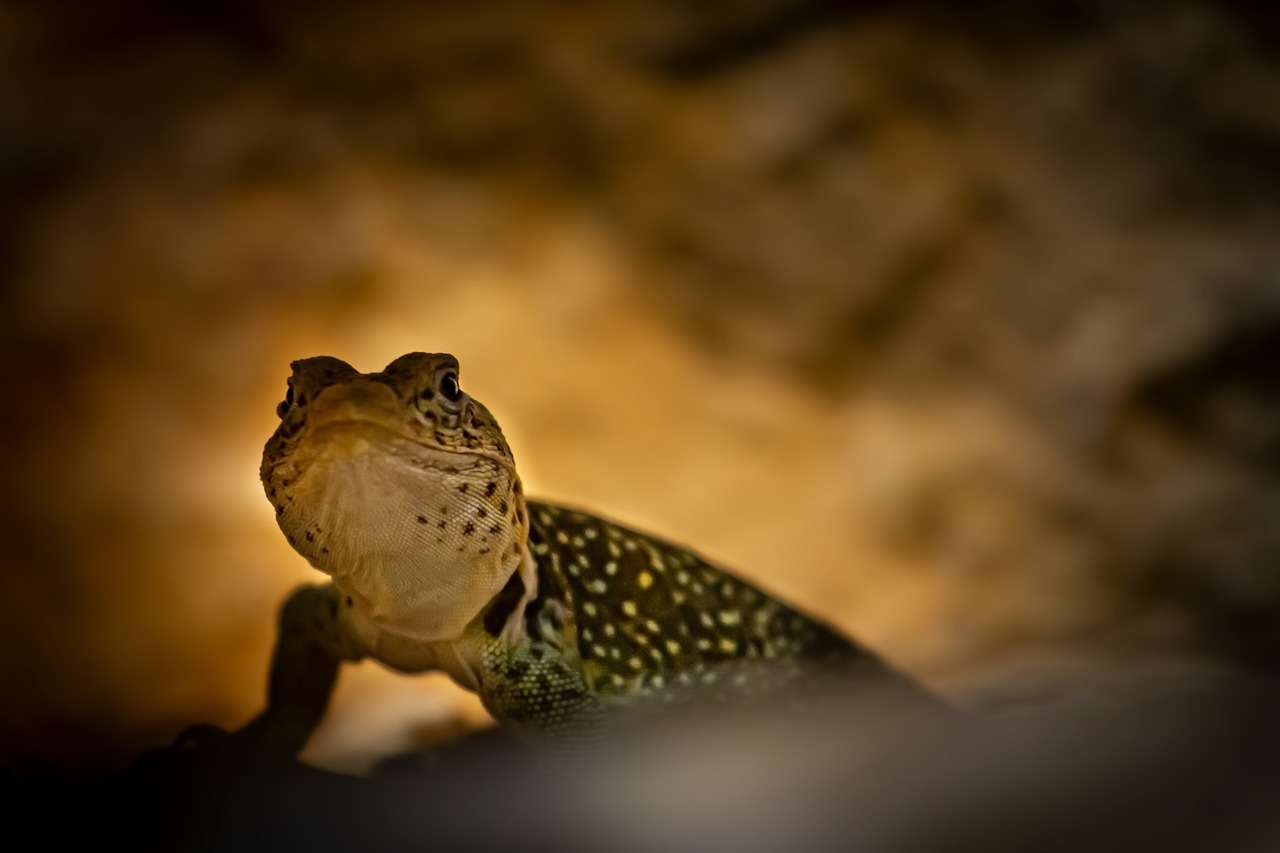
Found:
477,535 -> 540,645
287,446 -> 534,643
420,539 -> 540,694
326,513 -> 542,692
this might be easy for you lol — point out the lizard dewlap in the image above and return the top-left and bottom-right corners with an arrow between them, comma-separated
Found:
252,352 -> 937,747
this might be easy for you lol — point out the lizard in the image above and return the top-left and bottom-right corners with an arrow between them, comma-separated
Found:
241,352 -> 941,755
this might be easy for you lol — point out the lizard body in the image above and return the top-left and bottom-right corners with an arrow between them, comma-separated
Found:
250,352 -> 935,750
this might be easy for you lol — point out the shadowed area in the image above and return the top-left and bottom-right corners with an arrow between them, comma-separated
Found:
10,679 -> 1280,852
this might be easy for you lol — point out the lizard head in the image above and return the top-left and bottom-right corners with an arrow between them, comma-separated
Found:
261,352 -> 530,641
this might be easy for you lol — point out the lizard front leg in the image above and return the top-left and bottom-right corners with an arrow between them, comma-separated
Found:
237,583 -> 364,756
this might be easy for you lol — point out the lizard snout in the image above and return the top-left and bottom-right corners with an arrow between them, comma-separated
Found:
308,378 -> 403,429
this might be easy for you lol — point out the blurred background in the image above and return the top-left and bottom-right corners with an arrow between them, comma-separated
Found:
2,0 -> 1279,777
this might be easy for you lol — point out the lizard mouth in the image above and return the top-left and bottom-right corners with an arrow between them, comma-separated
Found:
263,377 -> 516,499
301,417 -> 506,476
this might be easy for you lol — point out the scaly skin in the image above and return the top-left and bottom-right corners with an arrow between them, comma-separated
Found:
246,352 -> 936,751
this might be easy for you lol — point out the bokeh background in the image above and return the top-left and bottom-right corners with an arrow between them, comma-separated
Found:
3,0 -> 1279,777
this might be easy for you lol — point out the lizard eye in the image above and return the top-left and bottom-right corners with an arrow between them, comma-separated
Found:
276,384 -> 295,419
439,372 -> 462,403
